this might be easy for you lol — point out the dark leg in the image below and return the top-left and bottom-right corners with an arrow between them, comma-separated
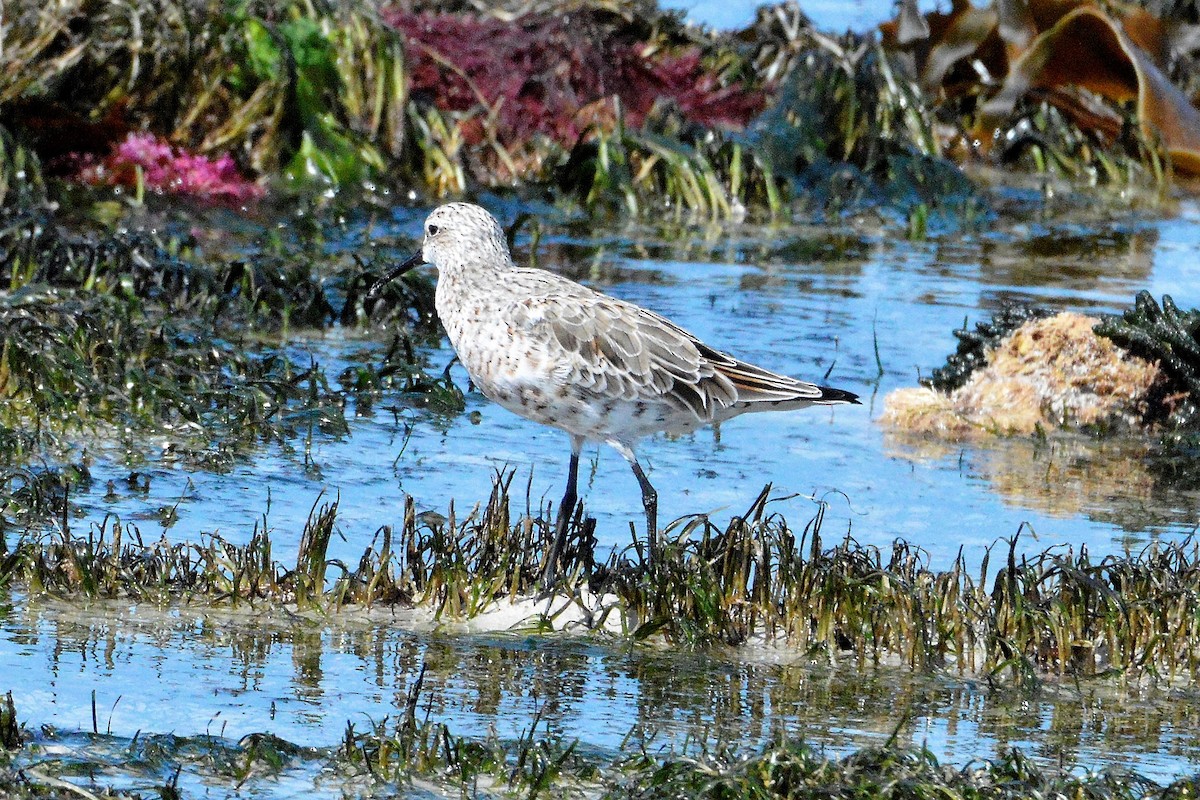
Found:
541,435 -> 583,593
612,442 -> 657,555
629,459 -> 658,546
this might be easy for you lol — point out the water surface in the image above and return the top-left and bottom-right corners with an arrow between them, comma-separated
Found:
5,190 -> 1200,792
4,596 -> 1200,785
74,197 -> 1200,572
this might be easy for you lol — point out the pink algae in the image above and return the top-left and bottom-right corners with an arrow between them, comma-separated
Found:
73,133 -> 264,202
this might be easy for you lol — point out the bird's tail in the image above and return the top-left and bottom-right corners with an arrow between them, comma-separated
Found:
812,385 -> 861,405
714,358 -> 860,410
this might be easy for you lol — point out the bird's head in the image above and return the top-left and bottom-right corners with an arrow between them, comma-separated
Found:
368,203 -> 512,297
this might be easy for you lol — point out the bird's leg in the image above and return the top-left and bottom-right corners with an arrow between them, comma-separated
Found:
612,442 -> 658,560
542,435 -> 583,594
629,459 -> 658,552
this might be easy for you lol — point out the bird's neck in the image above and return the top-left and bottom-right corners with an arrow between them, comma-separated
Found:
436,257 -> 507,293
434,258 -> 511,322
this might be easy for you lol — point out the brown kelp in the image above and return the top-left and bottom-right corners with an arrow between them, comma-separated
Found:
881,0 -> 1187,183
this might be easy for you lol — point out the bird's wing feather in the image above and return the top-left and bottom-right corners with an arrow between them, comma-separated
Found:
507,273 -> 831,420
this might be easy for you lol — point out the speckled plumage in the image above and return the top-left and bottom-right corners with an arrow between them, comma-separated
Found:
378,202 -> 859,588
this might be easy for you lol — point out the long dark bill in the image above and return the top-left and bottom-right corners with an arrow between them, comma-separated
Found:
366,251 -> 424,299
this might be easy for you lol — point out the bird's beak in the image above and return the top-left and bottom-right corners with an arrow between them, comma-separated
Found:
367,251 -> 425,299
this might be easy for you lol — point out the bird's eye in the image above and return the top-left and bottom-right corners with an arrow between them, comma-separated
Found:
427,224 -> 440,236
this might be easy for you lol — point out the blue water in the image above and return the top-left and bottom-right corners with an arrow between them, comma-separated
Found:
73,199 -> 1200,574
4,596 -> 1200,786
663,0 -> 901,32
4,191 -> 1200,792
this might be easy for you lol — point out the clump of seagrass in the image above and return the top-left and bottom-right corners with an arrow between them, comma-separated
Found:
1096,291 -> 1200,428
607,486 -> 795,647
607,734 -> 1191,800
0,692 -> 20,751
884,311 -> 1162,437
340,663 -> 593,791
923,305 -> 1053,393
339,497 -> 1200,680
0,126 -> 45,210
735,26 -> 980,225
388,471 -> 589,615
0,287 -> 353,463
0,472 -> 575,613
8,473 -> 1200,681
3,681 -> 1199,799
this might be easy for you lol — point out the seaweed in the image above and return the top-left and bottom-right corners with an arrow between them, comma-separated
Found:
735,30 -> 983,225
0,208 -> 440,464
922,305 -> 1053,393
0,0 -> 406,188
1095,291 -> 1200,427
0,692 -> 19,751
0,127 -> 46,211
385,6 -> 762,148
7,470 -> 1200,679
2,695 -> 1198,800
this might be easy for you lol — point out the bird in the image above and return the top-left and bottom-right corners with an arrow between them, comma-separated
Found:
370,202 -> 859,590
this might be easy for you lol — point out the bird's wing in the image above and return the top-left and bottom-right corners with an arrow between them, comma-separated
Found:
508,275 -> 833,420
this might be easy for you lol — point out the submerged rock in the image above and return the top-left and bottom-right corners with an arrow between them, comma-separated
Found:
882,312 -> 1162,437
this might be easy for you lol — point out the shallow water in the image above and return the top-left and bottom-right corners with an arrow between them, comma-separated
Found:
4,597 -> 1200,786
75,193 -> 1200,573
5,187 -> 1200,791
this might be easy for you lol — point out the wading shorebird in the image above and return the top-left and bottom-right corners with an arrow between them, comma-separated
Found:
370,203 -> 859,588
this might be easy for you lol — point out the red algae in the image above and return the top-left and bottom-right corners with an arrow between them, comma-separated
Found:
383,8 -> 764,146
70,133 -> 264,202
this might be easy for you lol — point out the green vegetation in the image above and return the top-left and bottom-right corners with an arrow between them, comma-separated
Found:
0,687 -> 1196,800
4,470 -> 1200,682
0,209 -> 441,464
1,0 -> 1182,222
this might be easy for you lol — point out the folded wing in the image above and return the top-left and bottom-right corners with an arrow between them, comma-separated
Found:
510,278 -> 857,421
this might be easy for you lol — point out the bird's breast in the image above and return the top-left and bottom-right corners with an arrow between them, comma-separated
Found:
437,286 -> 556,405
